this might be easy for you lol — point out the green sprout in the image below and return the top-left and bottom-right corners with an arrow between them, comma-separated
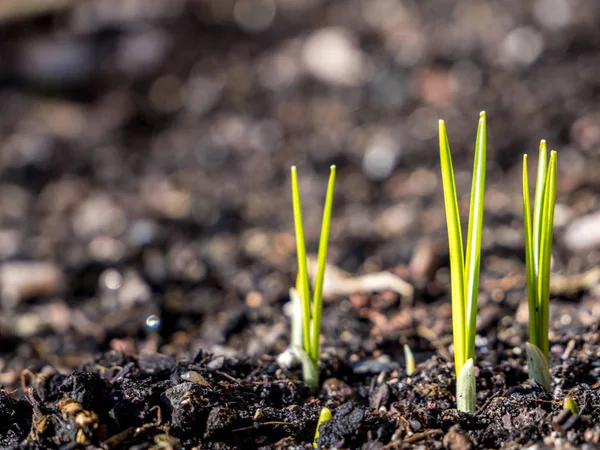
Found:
313,406 -> 332,448
523,141 -> 557,392
438,112 -> 487,413
403,344 -> 415,376
563,395 -> 579,415
290,166 -> 336,392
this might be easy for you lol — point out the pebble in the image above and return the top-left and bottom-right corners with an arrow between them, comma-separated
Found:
302,27 -> 368,86
116,270 -> 152,308
17,38 -> 94,83
116,28 -> 169,77
362,131 -> 400,181
350,355 -> 397,375
233,0 -> 276,33
564,211 -> 600,251
183,75 -> 223,116
534,0 -> 571,30
0,262 -> 63,306
72,195 -> 127,238
500,27 -> 544,67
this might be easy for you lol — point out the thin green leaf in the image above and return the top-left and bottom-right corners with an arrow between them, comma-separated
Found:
464,111 -> 486,361
439,120 -> 466,375
522,155 -> 538,349
456,358 -> 476,413
537,151 -> 557,360
310,166 -> 336,362
291,167 -> 312,354
313,407 -> 332,448
532,140 -> 548,278
404,344 -> 416,376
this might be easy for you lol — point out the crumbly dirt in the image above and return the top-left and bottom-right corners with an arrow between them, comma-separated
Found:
0,1 -> 599,449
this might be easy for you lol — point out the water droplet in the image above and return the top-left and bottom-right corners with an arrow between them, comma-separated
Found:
146,314 -> 161,330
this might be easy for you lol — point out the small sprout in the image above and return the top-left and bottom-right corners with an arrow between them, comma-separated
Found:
523,141 -> 557,392
403,344 -> 415,376
313,407 -> 332,448
438,112 -> 487,414
290,166 -> 336,392
563,395 -> 579,415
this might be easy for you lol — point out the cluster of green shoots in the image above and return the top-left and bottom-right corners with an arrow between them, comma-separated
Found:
289,166 -> 336,393
286,113 -> 558,418
439,112 -> 557,412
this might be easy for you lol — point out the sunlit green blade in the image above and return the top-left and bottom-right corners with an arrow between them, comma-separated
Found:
464,112 -> 486,361
310,166 -> 336,362
404,344 -> 416,376
522,155 -> 538,349
291,167 -> 312,354
313,407 -> 332,448
439,120 -> 466,374
532,140 -> 548,278
563,396 -> 579,415
537,151 -> 557,360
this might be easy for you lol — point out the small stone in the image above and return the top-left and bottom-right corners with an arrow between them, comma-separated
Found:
500,27 -> 544,67
564,211 -> 600,251
362,131 -> 400,181
0,262 -> 63,306
302,27 -> 368,86
116,270 -> 152,308
72,195 -> 127,238
443,425 -> 473,450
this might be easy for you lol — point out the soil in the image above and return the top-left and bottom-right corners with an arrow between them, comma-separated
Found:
0,1 -> 599,449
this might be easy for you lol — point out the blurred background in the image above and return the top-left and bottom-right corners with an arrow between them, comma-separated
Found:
0,0 -> 599,385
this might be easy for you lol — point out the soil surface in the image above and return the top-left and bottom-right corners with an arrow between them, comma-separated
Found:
0,1 -> 599,449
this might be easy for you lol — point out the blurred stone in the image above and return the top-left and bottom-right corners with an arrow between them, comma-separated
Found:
0,262 -> 63,306
0,229 -> 21,259
409,238 -> 438,282
0,0 -> 72,22
418,68 -> 454,106
500,27 -> 544,67
2,132 -> 53,170
116,28 -> 169,76
183,75 -> 223,116
233,0 -> 276,33
126,219 -> 160,248
302,27 -> 368,86
18,39 -> 93,83
534,0 -> 571,30
0,185 -> 30,222
149,75 -> 182,113
374,203 -> 416,238
88,236 -> 125,262
362,131 -> 400,181
72,195 -> 127,238
564,211 -> 600,251
143,182 -> 191,219
117,270 -> 152,308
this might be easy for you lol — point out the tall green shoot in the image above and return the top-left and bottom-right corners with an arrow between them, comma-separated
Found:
439,112 -> 487,413
523,141 -> 557,392
291,166 -> 336,392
